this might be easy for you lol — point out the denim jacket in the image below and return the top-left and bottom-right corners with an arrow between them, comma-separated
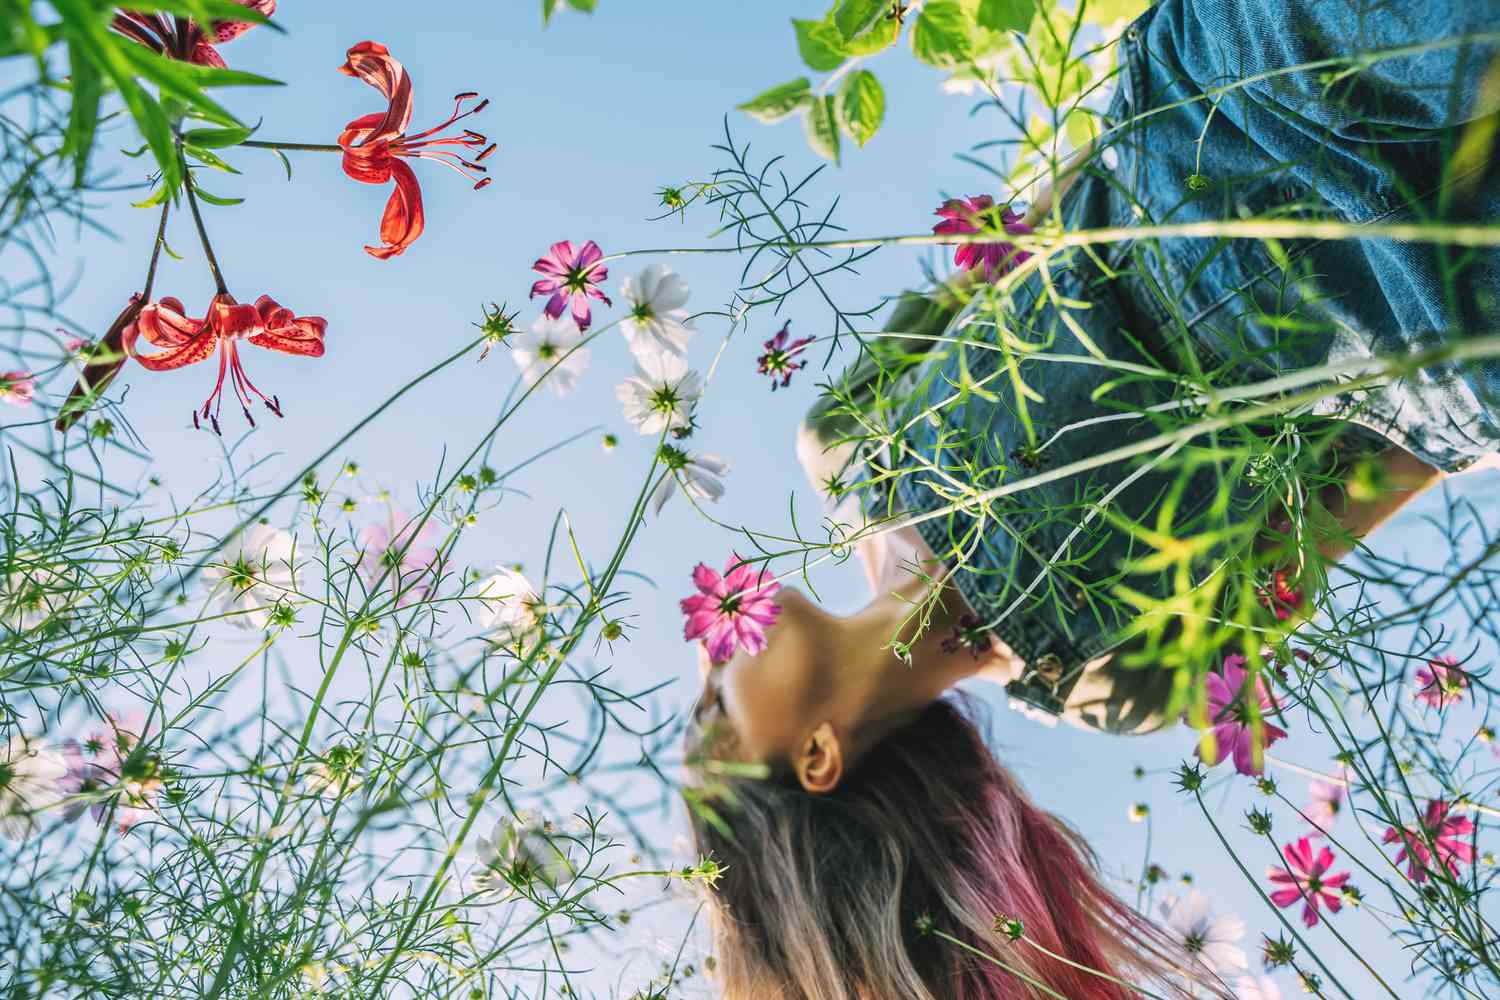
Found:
806,0 -> 1500,727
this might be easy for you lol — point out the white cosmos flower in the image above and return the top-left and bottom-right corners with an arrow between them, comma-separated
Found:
615,350 -> 702,435
468,812 -> 577,902
1159,890 -> 1248,980
473,567 -> 544,642
650,446 -> 728,516
512,314 -> 590,396
619,264 -> 693,359
204,523 -> 300,630
0,734 -> 67,840
1,568 -> 77,633
1235,976 -> 1282,1000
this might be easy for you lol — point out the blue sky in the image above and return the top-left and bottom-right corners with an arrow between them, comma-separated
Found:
23,1 -> 1500,995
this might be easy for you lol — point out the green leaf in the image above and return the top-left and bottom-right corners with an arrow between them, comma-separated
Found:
833,0 -> 886,39
792,18 -> 848,72
976,0 -> 1032,33
185,144 -> 241,174
273,147 -> 292,181
836,70 -> 884,148
911,0 -> 976,69
542,0 -> 559,23
64,38 -> 103,186
845,19 -> 899,56
182,125 -> 254,148
131,185 -> 169,209
190,186 -> 244,206
736,78 -> 814,124
566,0 -> 597,10
802,95 -> 841,165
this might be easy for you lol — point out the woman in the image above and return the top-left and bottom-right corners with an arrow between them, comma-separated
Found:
686,0 -> 1499,996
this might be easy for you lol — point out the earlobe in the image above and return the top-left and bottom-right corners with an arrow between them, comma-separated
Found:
795,721 -> 844,794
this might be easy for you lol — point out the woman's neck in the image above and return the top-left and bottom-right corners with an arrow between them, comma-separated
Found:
832,575 -> 992,746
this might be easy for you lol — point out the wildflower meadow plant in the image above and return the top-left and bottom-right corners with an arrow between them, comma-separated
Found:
1,2 -> 1499,998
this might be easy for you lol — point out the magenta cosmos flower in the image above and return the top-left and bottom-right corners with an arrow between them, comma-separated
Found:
931,195 -> 1032,281
60,711 -> 160,834
1194,653 -> 1288,776
1383,799 -> 1476,883
530,240 -> 611,330
1267,837 -> 1350,927
680,556 -> 782,664
1413,654 -> 1469,710
757,321 -> 814,390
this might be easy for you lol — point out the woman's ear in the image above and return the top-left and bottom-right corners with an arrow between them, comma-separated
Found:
794,721 -> 844,794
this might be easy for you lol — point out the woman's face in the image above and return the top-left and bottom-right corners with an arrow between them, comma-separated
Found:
688,587 -> 836,766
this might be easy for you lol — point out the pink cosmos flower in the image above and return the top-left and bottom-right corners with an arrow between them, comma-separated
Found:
111,0 -> 275,67
531,240 -> 611,330
357,508 -> 442,605
931,195 -> 1032,281
59,711 -> 159,834
1413,654 -> 1469,710
680,556 -> 782,664
1194,653 -> 1288,776
1267,837 -> 1351,927
757,322 -> 814,390
1303,772 -> 1347,833
0,371 -> 36,406
1383,799 -> 1476,883
338,41 -> 493,260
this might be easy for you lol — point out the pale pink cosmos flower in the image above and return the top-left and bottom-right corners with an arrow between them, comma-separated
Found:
931,195 -> 1032,281
1383,799 -> 1476,883
60,711 -> 160,834
1413,654 -> 1469,710
680,556 -> 782,664
530,239 -> 611,330
0,371 -> 36,406
1235,976 -> 1282,1000
1303,771 -> 1348,833
358,508 -> 442,605
1193,653 -> 1288,776
1267,837 -> 1350,927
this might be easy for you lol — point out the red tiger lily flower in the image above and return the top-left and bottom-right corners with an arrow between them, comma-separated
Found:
124,292 -> 326,433
337,41 -> 494,260
111,0 -> 276,67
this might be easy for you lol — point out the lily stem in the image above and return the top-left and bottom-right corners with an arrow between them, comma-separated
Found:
240,140 -> 342,153
182,160 -> 228,295
141,198 -> 171,300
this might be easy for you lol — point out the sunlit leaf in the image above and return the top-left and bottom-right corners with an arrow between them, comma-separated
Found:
833,0 -> 886,39
793,17 -> 849,72
737,78 -> 814,124
836,70 -> 885,148
803,94 -> 841,164
63,37 -> 103,186
911,0 -> 976,69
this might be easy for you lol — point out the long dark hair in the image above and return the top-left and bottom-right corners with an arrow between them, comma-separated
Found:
688,696 -> 1222,999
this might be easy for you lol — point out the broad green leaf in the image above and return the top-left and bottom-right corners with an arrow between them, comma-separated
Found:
976,0 -> 1031,33
190,186 -> 244,206
833,0 -> 886,39
64,37 -> 103,186
836,70 -> 884,148
737,78 -> 814,124
182,125 -> 254,148
1064,107 -> 1098,149
185,144 -> 241,174
911,0 -> 976,69
567,0 -> 597,10
542,0 -> 560,24
803,95 -> 841,164
792,18 -> 848,72
845,20 -> 899,56
1083,0 -> 1149,26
